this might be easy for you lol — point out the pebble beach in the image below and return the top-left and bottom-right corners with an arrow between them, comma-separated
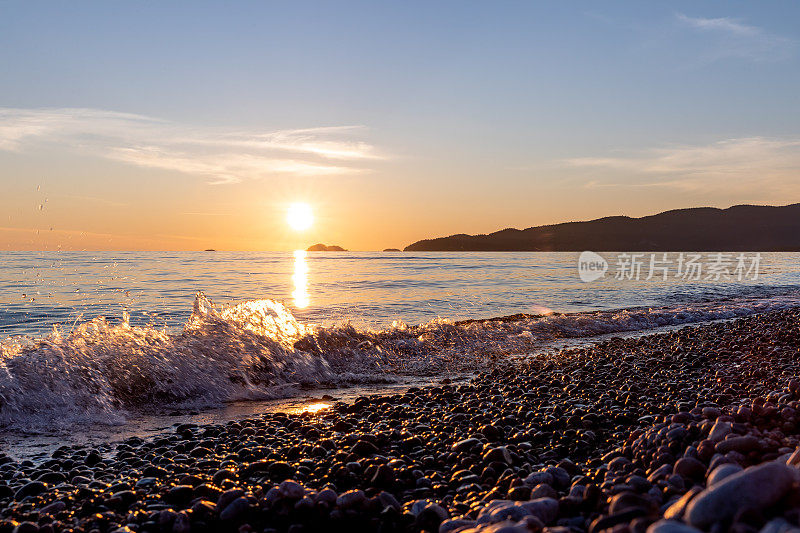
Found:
4,309 -> 800,533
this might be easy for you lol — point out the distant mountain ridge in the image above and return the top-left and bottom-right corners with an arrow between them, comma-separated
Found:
404,204 -> 800,252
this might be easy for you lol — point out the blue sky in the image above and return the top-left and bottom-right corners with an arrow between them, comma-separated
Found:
1,1 -> 798,249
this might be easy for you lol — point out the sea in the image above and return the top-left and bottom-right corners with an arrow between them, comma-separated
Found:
1,250 -> 800,460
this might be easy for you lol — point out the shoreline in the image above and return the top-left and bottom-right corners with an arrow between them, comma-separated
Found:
3,309 -> 800,531
0,316 -> 747,464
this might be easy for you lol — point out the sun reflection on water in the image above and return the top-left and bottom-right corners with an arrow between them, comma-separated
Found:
300,402 -> 331,414
292,250 -> 310,309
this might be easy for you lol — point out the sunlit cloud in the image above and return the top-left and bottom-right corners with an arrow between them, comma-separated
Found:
676,13 -> 796,62
0,108 -> 382,184
565,137 -> 800,197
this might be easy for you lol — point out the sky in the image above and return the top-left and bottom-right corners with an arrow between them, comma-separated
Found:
1,1 -> 799,250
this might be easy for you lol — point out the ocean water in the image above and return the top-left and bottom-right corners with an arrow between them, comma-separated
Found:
1,251 -> 800,456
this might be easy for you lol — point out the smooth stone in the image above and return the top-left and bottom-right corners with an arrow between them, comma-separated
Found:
278,480 -> 304,499
483,447 -> 513,465
12,523 -> 40,533
135,477 -> 158,489
714,435 -> 759,454
708,421 -> 732,442
440,519 -> 477,533
647,519 -> 704,533
216,488 -> 245,512
351,440 -> 379,456
477,498 -> 559,526
589,509 -> 648,533
377,491 -> 400,511
608,456 -> 632,472
415,502 -> 449,531
686,462 -> 797,528
172,511 -> 191,533
336,489 -> 366,509
609,492 -> 655,515
673,457 -> 706,481
164,485 -> 193,505
545,466 -> 570,489
452,438 -> 480,453
39,501 -> 66,515
268,461 -> 296,479
14,481 -> 46,500
663,487 -> 702,521
219,496 -> 251,521
477,501 -> 533,525
760,518 -> 800,533
706,463 -> 743,486
212,469 -> 237,486
529,483 -> 557,499
315,488 -> 338,506
524,471 -> 553,486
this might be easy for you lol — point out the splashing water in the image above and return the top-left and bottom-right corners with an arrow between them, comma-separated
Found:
0,293 -> 330,429
2,290 -> 800,430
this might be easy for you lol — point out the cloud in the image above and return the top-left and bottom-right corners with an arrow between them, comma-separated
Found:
564,137 -> 800,197
0,108 -> 382,184
676,13 -> 796,62
677,14 -> 757,37
62,195 -> 128,207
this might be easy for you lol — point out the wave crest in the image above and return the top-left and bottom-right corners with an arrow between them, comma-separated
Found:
1,290 -> 799,429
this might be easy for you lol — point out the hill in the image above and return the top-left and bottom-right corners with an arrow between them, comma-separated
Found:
404,204 -> 800,251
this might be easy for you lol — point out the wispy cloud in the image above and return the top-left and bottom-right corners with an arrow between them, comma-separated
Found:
677,14 -> 758,37
564,137 -> 800,197
0,108 -> 382,184
0,225 -> 219,252
676,13 -> 796,62
62,194 -> 128,207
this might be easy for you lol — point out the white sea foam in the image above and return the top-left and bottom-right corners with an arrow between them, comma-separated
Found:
1,290 -> 799,429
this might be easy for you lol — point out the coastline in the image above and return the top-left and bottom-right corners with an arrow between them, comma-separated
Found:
2,309 -> 800,531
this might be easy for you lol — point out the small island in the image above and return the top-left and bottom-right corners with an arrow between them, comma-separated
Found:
382,248 -> 401,252
306,243 -> 347,252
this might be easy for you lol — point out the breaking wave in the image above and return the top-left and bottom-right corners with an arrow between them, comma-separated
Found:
2,290 -> 800,429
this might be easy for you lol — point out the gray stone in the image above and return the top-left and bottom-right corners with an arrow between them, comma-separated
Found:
647,519 -> 704,533
524,471 -> 554,486
663,487 -> 701,521
39,501 -> 66,515
336,489 -> 366,509
520,498 -> 559,524
760,518 -> 800,533
278,480 -> 304,499
714,435 -> 759,454
452,438 -> 480,453
686,462 -> 797,528
706,463 -> 743,486
219,496 -> 251,521
439,519 -> 477,533
708,421 -> 732,442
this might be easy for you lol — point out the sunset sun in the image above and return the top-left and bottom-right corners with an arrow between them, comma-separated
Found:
287,203 -> 314,231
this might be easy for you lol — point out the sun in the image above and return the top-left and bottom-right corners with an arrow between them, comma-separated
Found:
287,203 -> 314,231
